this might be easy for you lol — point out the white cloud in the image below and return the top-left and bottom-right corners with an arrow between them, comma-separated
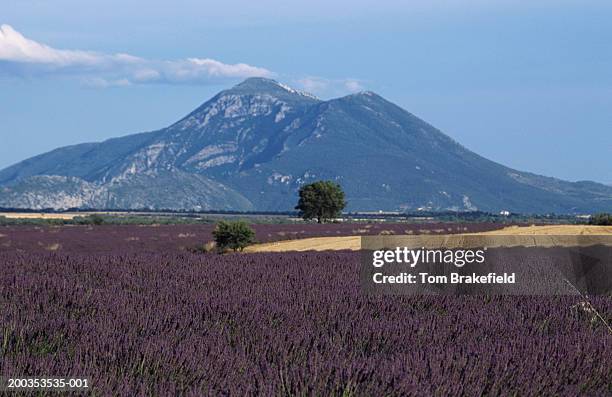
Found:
82,77 -> 132,88
296,77 -> 330,93
132,68 -> 161,82
0,25 -> 365,94
295,76 -> 367,97
344,79 -> 364,93
0,24 -> 142,68
187,58 -> 271,78
0,24 -> 273,85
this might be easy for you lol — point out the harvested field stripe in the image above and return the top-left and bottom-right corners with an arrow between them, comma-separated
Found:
245,236 -> 361,252
245,225 -> 612,252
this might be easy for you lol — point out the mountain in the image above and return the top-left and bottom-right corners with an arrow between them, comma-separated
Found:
1,77 -> 611,213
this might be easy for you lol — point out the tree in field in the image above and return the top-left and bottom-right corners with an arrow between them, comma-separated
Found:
212,220 -> 256,252
295,180 -> 347,223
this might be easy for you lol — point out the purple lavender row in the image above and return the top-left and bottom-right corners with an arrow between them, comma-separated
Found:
1,250 -> 610,395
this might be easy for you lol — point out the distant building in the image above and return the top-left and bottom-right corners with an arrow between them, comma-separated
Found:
500,210 -> 511,216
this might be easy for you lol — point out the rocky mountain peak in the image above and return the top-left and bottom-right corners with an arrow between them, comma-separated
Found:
228,77 -> 320,101
1,78 -> 611,213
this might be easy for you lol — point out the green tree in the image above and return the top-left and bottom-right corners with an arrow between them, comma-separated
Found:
295,180 -> 347,223
212,220 -> 256,252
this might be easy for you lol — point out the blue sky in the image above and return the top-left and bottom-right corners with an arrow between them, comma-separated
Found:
1,0 -> 611,183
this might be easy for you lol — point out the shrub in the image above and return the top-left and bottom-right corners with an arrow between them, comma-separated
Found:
212,221 -> 255,252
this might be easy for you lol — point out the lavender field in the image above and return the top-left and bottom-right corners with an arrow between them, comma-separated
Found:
1,225 -> 611,395
0,222 -> 502,254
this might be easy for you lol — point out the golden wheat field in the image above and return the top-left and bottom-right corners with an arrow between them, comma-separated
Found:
245,225 -> 612,252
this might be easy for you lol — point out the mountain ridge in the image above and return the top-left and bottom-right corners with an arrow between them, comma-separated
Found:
1,77 -> 610,213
